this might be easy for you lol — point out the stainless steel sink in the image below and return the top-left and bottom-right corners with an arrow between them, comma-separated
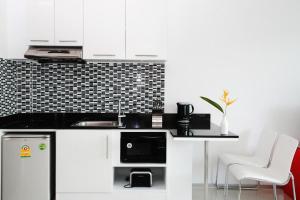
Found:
72,120 -> 119,128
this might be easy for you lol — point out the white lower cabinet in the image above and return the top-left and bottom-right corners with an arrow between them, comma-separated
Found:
55,130 -> 191,200
56,191 -> 166,200
56,130 -> 113,193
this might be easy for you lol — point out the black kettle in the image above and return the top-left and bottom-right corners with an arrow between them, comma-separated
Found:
177,102 -> 194,120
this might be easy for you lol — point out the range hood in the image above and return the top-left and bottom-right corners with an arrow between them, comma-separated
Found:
24,46 -> 85,63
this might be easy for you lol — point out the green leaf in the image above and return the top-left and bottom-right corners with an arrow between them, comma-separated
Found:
200,96 -> 224,113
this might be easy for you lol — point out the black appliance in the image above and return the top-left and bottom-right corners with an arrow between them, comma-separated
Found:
177,102 -> 194,136
177,120 -> 191,136
177,102 -> 194,120
130,168 -> 152,187
121,132 -> 166,163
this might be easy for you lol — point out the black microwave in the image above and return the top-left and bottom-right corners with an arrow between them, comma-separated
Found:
121,132 -> 166,163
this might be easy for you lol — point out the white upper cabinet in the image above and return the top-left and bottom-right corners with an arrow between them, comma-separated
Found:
3,0 -> 28,59
6,0 -> 166,59
0,0 -> 6,58
55,0 -> 83,46
56,130 -> 113,193
27,0 -> 83,46
83,0 -> 125,59
27,0 -> 54,46
126,0 -> 167,60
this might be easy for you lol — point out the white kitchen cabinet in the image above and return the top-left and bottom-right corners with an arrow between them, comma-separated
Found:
27,0 -> 83,47
4,0 -> 28,58
126,0 -> 167,60
56,130 -> 113,193
0,0 -> 6,57
83,0 -> 125,59
27,0 -> 54,46
55,0 -> 83,46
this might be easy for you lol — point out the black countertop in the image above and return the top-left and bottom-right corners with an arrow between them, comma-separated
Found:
170,124 -> 239,138
0,113 -> 211,130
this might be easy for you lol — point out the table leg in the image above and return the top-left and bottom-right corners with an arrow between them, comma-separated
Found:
204,141 -> 209,199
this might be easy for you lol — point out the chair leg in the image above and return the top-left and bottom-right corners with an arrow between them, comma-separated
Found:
216,157 -> 220,188
290,172 -> 297,200
224,164 -> 235,200
224,164 -> 229,198
272,184 -> 277,200
238,181 -> 242,200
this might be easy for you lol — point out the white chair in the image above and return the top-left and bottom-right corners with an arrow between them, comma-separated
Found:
226,134 -> 299,200
216,130 -> 278,190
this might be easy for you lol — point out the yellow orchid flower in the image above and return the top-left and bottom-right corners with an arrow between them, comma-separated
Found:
220,97 -> 226,103
200,89 -> 236,113
220,89 -> 229,103
223,90 -> 229,99
226,98 -> 236,106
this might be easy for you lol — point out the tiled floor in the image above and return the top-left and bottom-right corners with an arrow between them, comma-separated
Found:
193,185 -> 292,200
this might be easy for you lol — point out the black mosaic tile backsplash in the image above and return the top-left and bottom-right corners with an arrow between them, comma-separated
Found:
0,59 -> 17,116
0,59 -> 165,116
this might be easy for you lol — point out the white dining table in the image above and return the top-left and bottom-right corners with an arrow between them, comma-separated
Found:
170,124 -> 239,200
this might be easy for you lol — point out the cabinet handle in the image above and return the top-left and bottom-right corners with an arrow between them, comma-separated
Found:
135,54 -> 158,57
93,54 -> 116,57
30,40 -> 49,43
106,135 -> 109,159
59,40 -> 78,43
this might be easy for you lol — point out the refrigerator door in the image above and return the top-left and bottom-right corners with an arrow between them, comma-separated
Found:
2,135 -> 50,200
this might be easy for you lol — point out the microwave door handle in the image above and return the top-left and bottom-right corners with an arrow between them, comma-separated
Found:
140,136 -> 164,139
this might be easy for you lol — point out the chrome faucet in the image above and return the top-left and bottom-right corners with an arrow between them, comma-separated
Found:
118,100 -> 126,127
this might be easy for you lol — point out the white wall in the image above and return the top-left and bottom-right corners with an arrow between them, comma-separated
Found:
0,0 -> 7,57
166,0 -> 300,184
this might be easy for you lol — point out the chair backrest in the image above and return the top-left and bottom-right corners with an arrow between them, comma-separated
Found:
269,134 -> 299,182
254,130 -> 278,166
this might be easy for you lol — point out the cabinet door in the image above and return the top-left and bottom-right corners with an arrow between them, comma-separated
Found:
3,0 -> 28,58
0,0 -> 6,57
126,0 -> 166,60
27,0 -> 54,46
55,0 -> 83,46
56,130 -> 113,193
83,0 -> 125,59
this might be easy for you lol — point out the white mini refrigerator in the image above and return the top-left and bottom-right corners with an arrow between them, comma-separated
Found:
2,134 -> 51,200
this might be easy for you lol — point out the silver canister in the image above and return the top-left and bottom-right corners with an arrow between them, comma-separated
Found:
152,99 -> 163,128
152,113 -> 163,128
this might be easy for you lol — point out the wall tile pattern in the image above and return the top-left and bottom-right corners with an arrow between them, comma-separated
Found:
0,59 -> 17,116
0,60 -> 165,115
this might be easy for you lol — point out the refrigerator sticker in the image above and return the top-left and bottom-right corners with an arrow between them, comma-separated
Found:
39,143 -> 46,150
20,145 -> 31,158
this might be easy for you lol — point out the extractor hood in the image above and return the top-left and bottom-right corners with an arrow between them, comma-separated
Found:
24,46 -> 85,63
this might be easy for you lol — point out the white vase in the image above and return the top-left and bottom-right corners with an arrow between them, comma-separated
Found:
220,114 -> 229,135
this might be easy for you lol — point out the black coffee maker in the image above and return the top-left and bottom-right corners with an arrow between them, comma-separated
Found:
177,102 -> 194,120
177,102 -> 194,135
